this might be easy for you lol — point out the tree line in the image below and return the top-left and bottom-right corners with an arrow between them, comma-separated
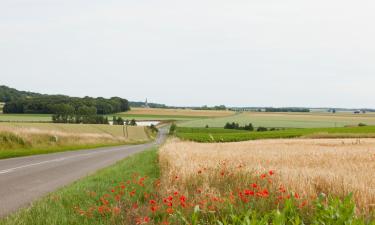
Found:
224,122 -> 281,132
264,107 -> 310,112
3,95 -> 129,114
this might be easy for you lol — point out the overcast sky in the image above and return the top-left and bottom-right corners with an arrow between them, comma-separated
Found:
1,0 -> 374,108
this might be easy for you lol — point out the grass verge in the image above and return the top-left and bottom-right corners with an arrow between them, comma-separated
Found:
0,140 -> 148,159
0,148 -> 159,225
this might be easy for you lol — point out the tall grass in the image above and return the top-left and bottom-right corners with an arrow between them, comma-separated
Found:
159,139 -> 375,214
0,123 -> 152,159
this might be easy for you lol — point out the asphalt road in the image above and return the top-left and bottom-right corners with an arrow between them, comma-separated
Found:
0,128 -> 168,217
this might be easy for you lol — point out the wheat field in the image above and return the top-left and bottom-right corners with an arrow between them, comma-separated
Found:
159,138 -> 375,213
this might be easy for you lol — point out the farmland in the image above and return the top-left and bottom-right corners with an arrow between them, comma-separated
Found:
117,107 -> 235,121
3,142 -> 375,224
0,114 -> 52,122
176,126 -> 375,142
179,111 -> 375,128
159,138 -> 375,215
0,122 -> 153,159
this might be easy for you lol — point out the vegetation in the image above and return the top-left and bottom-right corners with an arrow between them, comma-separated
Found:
179,112 -> 375,128
0,114 -> 52,122
176,126 -> 375,142
0,85 -> 41,102
0,148 -> 160,225
169,123 -> 177,135
119,107 -> 234,118
1,86 -> 129,115
159,139 -> 375,221
0,123 -> 151,159
264,107 -> 310,112
2,146 -> 374,225
224,122 -> 254,131
51,104 -> 109,124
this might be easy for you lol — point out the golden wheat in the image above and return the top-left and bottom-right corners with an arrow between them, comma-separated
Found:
159,138 -> 375,212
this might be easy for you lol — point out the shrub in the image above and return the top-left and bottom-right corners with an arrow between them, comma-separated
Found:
169,123 -> 177,135
257,127 -> 268,132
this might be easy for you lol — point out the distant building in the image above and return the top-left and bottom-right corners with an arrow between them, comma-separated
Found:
144,98 -> 150,108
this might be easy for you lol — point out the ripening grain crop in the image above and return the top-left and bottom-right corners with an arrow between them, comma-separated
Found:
159,138 -> 375,213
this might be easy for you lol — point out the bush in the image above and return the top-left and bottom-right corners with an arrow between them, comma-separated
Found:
169,123 -> 177,135
359,123 -> 367,127
257,127 -> 268,132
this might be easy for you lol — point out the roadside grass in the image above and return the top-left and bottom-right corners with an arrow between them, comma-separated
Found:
0,140 -> 147,159
0,148 -> 160,225
179,112 -> 375,128
176,126 -> 375,142
0,123 -> 153,159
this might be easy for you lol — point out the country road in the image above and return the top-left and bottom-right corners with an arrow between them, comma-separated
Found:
0,127 -> 168,217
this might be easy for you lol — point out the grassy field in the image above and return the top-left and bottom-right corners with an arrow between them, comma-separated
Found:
0,122 -> 153,159
0,114 -> 52,122
117,107 -> 235,121
179,112 -> 375,128
159,138 -> 375,216
176,126 -> 375,142
2,144 -> 374,224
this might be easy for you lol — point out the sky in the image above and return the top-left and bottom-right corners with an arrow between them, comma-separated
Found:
1,0 -> 374,108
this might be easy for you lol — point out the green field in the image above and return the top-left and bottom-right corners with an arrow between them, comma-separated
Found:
179,112 -> 375,128
0,148 -> 159,225
176,126 -> 375,142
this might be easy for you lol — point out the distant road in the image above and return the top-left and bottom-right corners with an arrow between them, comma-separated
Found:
0,128 -> 168,217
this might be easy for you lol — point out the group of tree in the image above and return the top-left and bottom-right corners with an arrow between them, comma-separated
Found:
112,116 -> 137,126
0,85 -> 41,102
52,104 -> 109,124
224,122 -> 254,131
224,122 -> 282,132
1,86 -> 130,115
264,107 -> 310,112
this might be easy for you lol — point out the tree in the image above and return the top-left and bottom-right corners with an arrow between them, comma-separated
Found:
129,119 -> 137,126
257,127 -> 268,132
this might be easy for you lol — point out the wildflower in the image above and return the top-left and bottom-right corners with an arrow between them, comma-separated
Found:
150,205 -> 158,212
244,189 -> 255,196
179,195 -> 187,203
294,193 -> 300,199
269,170 -> 275,176
149,199 -> 157,205
166,207 -> 174,214
112,207 -> 120,215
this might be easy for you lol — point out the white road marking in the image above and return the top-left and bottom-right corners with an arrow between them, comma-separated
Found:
0,146 -> 132,175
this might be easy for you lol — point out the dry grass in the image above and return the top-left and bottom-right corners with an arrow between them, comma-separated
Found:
122,107 -> 234,117
159,138 -> 375,213
0,122 -> 151,153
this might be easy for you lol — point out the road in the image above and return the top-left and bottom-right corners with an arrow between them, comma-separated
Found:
0,127 -> 168,217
